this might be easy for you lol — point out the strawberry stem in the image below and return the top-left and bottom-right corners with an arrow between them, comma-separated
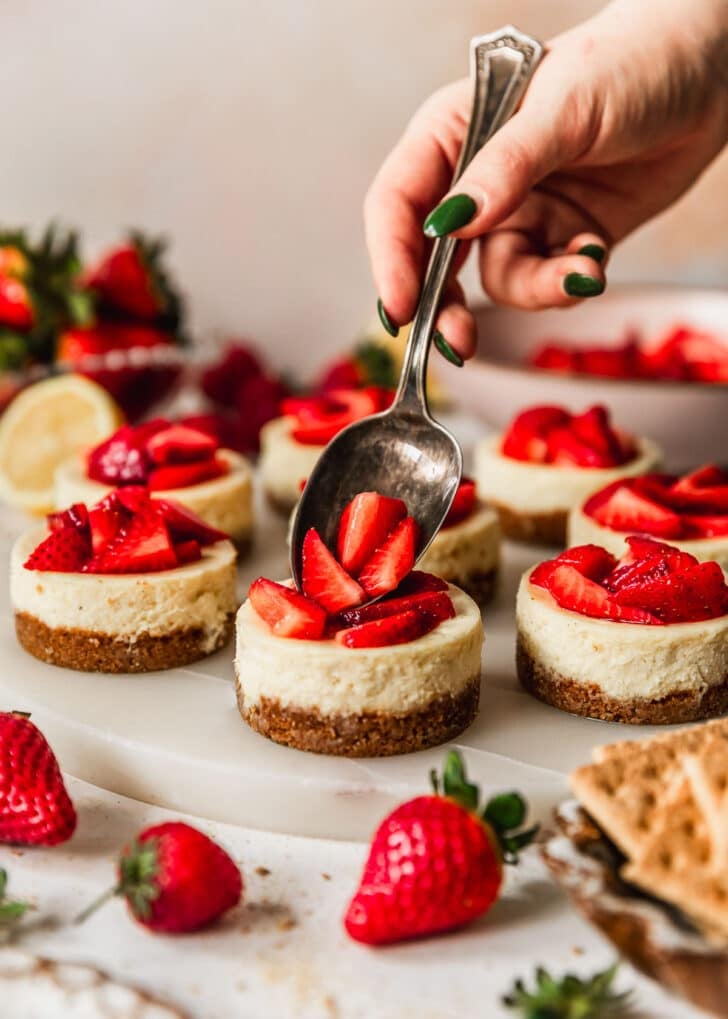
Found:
74,883 -> 122,925
0,869 -> 30,932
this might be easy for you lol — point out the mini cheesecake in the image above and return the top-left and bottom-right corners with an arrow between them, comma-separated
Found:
417,478 -> 500,605
12,490 -> 237,673
516,539 -> 728,725
236,580 -> 483,757
259,387 -> 392,513
569,465 -> 728,571
474,404 -> 661,545
55,420 -> 254,553
236,490 -> 484,756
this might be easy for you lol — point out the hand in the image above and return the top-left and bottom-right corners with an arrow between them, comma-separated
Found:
365,0 -> 728,360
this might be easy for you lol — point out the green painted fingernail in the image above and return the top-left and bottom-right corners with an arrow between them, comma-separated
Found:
423,194 -> 477,238
563,273 -> 605,298
577,243 -> 606,264
433,331 -> 463,367
377,297 -> 399,337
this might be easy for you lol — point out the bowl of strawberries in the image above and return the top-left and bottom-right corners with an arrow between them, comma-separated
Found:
441,285 -> 728,468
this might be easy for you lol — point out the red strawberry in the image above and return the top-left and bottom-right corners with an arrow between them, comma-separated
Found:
48,502 -> 89,535
286,388 -> 385,446
302,528 -> 365,613
201,343 -> 263,407
24,523 -> 91,572
0,712 -> 77,846
81,233 -> 182,324
336,608 -> 439,648
443,477 -> 477,527
336,492 -> 407,575
84,501 -> 177,574
683,514 -> 728,538
147,458 -> 228,491
569,405 -> 626,464
501,406 -> 570,463
530,545 -> 617,586
668,465 -> 728,512
77,821 -> 242,934
530,344 -> 577,373
531,563 -> 661,624
88,500 -> 124,554
358,517 -> 419,599
612,561 -> 728,623
146,424 -> 218,465
154,499 -> 227,545
344,751 -> 537,945
0,275 -> 33,330
87,421 -> 167,486
234,373 -> 289,454
588,483 -> 683,538
576,341 -> 641,379
173,539 -> 202,565
338,590 -> 455,627
393,571 -> 449,595
249,578 -> 328,640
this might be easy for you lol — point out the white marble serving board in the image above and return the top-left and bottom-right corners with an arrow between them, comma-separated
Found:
0,418 -> 683,841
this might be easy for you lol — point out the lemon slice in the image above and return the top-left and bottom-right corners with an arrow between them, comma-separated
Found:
0,374 -> 123,514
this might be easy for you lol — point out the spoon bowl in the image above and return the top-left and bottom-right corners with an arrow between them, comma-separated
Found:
290,407 -> 462,584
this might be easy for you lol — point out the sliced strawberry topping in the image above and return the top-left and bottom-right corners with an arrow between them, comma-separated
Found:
146,424 -> 218,465
394,571 -> 449,595
84,501 -> 178,574
174,539 -> 202,565
583,466 -> 728,540
147,458 -> 228,491
153,499 -> 228,545
335,608 -> 439,649
48,502 -> 89,535
284,387 -> 392,446
443,477 -> 477,528
249,578 -> 327,640
302,528 -> 365,613
530,544 -> 617,587
336,492 -> 407,575
501,404 -> 634,468
24,525 -> 91,572
88,499 -> 124,554
87,423 -> 156,484
358,517 -> 419,599
531,537 -> 728,624
588,483 -> 682,538
339,590 -> 455,627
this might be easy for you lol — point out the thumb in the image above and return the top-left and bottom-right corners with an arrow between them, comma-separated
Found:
423,103 -> 576,239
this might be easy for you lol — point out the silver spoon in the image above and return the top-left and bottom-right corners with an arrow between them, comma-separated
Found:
290,26 -> 543,594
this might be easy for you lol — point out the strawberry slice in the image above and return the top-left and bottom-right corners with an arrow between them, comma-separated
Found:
530,544 -> 617,587
146,424 -> 218,465
48,502 -> 89,535
249,577 -> 327,640
621,535 -> 697,566
147,458 -> 229,491
338,590 -> 455,627
588,483 -> 683,538
358,517 -> 420,599
287,388 -> 384,446
683,514 -> 728,538
534,563 -> 661,624
335,608 -> 438,649
154,499 -> 228,545
24,525 -> 91,572
113,485 -> 152,514
668,464 -> 728,512
88,500 -> 124,554
570,405 -> 627,464
174,539 -> 202,565
86,420 -> 169,485
336,492 -> 407,575
501,406 -> 570,463
547,427 -> 618,468
84,503 -> 177,574
302,529 -> 365,613
612,561 -> 728,623
394,571 -> 449,595
443,478 -> 476,527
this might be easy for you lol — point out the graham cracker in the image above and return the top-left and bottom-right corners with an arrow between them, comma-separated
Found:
622,777 -> 728,938
683,735 -> 728,871
591,718 -> 728,765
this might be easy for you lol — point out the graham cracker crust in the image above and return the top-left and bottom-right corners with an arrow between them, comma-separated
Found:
235,674 -> 481,757
15,611 -> 235,674
516,635 -> 728,725
491,501 -> 567,546
451,566 -> 498,607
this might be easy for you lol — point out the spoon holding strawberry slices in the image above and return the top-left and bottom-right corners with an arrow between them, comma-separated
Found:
290,32 -> 542,601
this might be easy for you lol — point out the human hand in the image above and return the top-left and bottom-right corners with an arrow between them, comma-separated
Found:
365,0 -> 728,361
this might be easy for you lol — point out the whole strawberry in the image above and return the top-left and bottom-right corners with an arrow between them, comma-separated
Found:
0,711 -> 77,846
77,821 -> 242,933
344,751 -> 538,945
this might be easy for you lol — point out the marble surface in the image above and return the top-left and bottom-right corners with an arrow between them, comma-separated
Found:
0,777 -> 707,1019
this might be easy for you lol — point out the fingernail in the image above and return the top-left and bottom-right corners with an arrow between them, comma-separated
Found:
423,194 -> 477,238
377,297 -> 399,337
563,273 -> 605,298
433,331 -> 463,367
577,243 -> 606,264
